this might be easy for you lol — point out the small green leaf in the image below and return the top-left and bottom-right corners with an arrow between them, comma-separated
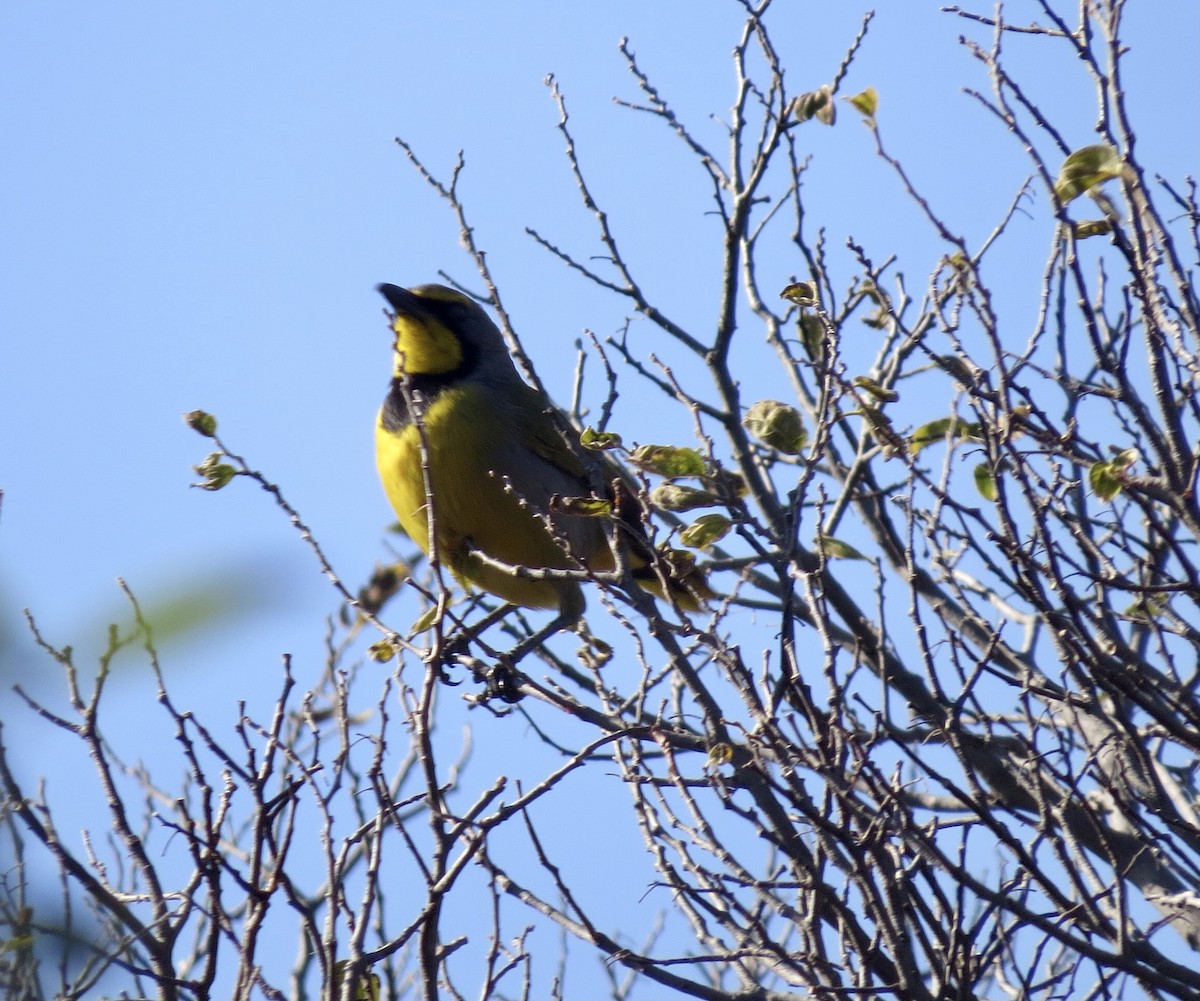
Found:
790,85 -> 835,125
659,545 -> 699,568
193,452 -> 220,475
934,354 -> 978,388
1089,448 -> 1138,502
780,281 -> 819,307
587,635 -> 613,663
201,467 -> 238,490
654,546 -> 705,595
629,445 -> 707,478
94,565 -> 283,655
860,281 -> 888,307
909,417 -> 956,456
974,462 -> 998,501
799,314 -> 826,359
1112,447 -> 1139,471
858,405 -> 904,454
650,483 -> 720,512
358,563 -> 407,615
551,495 -> 614,518
816,90 -> 836,125
192,453 -> 238,491
368,640 -> 396,664
822,537 -> 867,560
1075,218 -> 1114,239
1088,461 -> 1121,501
707,742 -> 734,767
852,376 -> 899,404
706,467 -> 748,499
680,513 -> 731,549
1054,144 -> 1123,204
862,308 -> 889,329
743,400 -> 807,454
183,409 -> 218,437
1123,595 -> 1167,622
411,606 -> 439,635
580,426 -> 622,450
332,960 -> 381,1001
847,86 -> 879,120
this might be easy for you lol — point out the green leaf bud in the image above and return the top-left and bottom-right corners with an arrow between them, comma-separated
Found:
743,400 -> 807,454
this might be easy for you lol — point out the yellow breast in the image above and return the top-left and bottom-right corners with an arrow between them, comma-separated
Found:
375,384 -> 605,609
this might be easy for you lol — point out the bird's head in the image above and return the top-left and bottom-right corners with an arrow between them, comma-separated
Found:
378,283 -> 511,381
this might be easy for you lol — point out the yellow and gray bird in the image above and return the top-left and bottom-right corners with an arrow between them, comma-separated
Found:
374,282 -> 707,627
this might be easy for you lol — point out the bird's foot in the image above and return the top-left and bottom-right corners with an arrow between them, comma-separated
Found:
453,654 -> 525,706
483,657 -> 524,704
424,630 -> 474,686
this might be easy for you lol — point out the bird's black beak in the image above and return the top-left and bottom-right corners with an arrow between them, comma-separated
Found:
377,283 -> 419,316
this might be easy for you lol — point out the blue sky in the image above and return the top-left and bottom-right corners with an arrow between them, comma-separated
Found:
4,2 -> 1195,667
2,1 -> 1197,995
0,2 -> 965,683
